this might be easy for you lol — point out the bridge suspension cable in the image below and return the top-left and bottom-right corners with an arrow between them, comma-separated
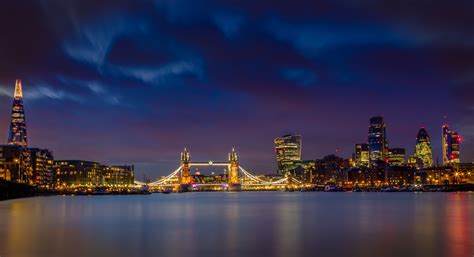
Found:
146,166 -> 182,186
239,166 -> 288,185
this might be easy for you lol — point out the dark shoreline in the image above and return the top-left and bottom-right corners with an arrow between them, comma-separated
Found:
2,181 -> 473,202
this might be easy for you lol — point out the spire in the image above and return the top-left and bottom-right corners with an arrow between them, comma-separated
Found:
8,80 -> 28,147
14,79 -> 23,98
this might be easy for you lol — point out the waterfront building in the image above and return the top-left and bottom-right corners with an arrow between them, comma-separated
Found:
55,160 -> 105,187
0,145 -> 33,184
368,116 -> 389,166
442,124 -> 461,165
8,80 -> 28,147
411,128 -> 433,169
55,160 -> 135,188
387,166 -> 415,186
354,143 -> 370,167
388,148 -> 406,166
29,148 -> 54,189
103,165 -> 135,186
274,134 -> 302,174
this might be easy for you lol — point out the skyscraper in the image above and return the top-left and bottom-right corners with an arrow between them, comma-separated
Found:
442,124 -> 461,165
8,80 -> 28,147
274,134 -> 302,174
368,116 -> 388,166
412,128 -> 433,168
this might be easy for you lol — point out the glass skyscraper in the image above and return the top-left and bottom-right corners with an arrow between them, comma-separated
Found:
413,128 -> 433,168
274,134 -> 302,174
442,124 -> 461,165
8,79 -> 28,147
368,116 -> 388,166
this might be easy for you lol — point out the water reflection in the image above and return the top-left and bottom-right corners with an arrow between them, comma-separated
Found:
0,193 -> 472,257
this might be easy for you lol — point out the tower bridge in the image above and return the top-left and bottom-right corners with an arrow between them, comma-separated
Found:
135,148 -> 303,191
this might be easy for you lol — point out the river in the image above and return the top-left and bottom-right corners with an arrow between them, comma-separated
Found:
0,192 -> 473,257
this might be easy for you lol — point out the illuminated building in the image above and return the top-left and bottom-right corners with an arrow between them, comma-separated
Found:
0,145 -> 33,184
29,148 -> 54,188
442,124 -> 461,165
368,116 -> 389,166
54,160 -> 134,188
274,134 -> 302,174
411,128 -> 433,169
55,160 -> 105,187
388,148 -> 406,166
103,166 -> 135,186
354,143 -> 369,167
8,80 -> 28,147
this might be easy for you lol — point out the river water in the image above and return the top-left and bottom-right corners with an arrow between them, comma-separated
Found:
0,192 -> 473,257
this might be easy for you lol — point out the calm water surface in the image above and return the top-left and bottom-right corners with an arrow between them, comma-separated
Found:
0,192 -> 473,257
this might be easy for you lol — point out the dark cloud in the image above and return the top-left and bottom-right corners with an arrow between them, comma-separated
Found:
0,0 -> 472,177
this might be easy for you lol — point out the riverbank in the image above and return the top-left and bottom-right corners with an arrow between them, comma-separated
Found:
0,180 -> 56,201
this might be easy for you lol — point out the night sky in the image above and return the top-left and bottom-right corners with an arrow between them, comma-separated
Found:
0,1 -> 473,178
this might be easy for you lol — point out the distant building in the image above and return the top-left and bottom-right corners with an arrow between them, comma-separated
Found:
8,80 -> 28,147
411,128 -> 433,169
274,134 -> 302,174
0,145 -> 32,184
388,148 -> 406,166
29,148 -> 54,189
354,143 -> 369,167
442,124 -> 461,165
368,116 -> 389,166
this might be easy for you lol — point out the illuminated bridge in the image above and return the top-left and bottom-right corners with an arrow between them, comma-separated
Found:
135,148 -> 303,191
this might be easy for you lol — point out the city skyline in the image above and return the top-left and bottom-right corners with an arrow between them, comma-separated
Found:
0,80 -> 468,178
0,1 -> 473,177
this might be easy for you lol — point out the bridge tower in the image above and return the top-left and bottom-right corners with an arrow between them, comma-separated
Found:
180,148 -> 192,186
228,148 -> 240,190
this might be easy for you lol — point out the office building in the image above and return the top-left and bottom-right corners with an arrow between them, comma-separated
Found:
412,128 -> 433,168
388,148 -> 406,166
368,116 -> 389,166
442,124 -> 461,165
274,134 -> 302,174
29,148 -> 54,188
354,143 -> 370,167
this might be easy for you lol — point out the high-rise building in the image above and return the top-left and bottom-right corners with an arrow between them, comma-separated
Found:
412,128 -> 433,168
354,143 -> 370,167
442,125 -> 461,165
274,134 -> 302,174
368,116 -> 389,166
8,80 -> 28,147
388,148 -> 406,166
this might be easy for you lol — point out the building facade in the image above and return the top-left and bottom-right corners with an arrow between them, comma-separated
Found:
55,160 -> 135,188
389,148 -> 406,166
0,145 -> 32,184
442,125 -> 461,165
29,148 -> 54,188
412,128 -> 433,169
274,134 -> 302,174
103,165 -> 135,186
368,116 -> 389,166
354,143 -> 370,167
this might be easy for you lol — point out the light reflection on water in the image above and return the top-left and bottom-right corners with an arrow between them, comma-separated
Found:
0,192 -> 473,257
